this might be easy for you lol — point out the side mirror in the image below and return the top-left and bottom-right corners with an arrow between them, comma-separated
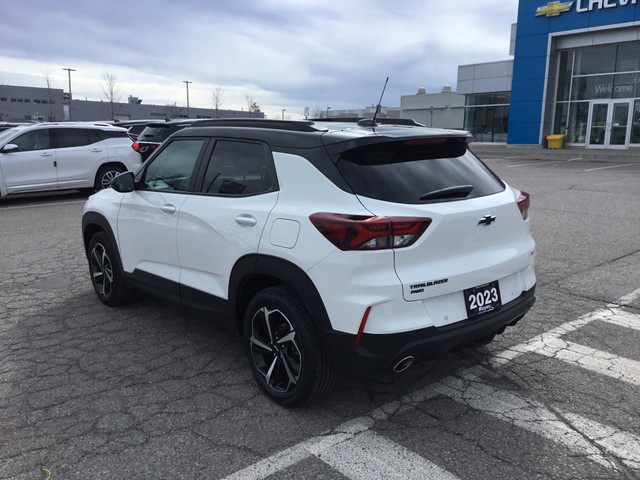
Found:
111,171 -> 135,193
0,144 -> 18,153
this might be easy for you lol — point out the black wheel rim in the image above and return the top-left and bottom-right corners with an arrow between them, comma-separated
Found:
90,242 -> 114,298
249,307 -> 302,393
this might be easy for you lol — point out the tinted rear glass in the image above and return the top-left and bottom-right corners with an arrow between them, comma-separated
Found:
139,125 -> 173,142
335,138 -> 504,204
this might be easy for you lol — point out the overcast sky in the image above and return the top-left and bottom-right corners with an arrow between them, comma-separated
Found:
0,0 -> 517,119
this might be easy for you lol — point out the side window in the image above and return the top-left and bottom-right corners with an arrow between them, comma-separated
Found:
55,128 -> 94,148
142,139 -> 205,192
201,140 -> 277,195
11,129 -> 51,151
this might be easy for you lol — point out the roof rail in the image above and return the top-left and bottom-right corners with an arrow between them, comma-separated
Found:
191,118 -> 326,132
310,117 -> 424,127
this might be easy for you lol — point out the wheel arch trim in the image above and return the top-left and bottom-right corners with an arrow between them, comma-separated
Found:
229,254 -> 333,335
82,211 -> 119,259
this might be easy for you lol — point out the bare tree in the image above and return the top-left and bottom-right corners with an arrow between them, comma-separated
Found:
311,106 -> 325,118
102,71 -> 122,120
211,86 -> 225,118
244,94 -> 261,117
41,70 -> 56,121
165,102 -> 182,119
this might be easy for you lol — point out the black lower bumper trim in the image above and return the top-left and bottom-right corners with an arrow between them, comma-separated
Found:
320,285 -> 536,375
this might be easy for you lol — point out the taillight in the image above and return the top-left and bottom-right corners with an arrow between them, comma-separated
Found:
517,191 -> 530,220
309,213 -> 431,251
132,141 -> 140,152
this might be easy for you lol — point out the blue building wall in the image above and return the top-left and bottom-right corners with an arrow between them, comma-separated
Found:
509,0 -> 640,144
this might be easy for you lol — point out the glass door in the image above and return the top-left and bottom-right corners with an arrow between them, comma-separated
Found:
587,100 -> 632,149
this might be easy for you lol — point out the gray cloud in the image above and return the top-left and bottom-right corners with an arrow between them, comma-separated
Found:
1,0 -> 517,117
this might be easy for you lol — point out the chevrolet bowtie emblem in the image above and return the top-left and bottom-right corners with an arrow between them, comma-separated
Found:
535,1 -> 574,17
478,214 -> 497,226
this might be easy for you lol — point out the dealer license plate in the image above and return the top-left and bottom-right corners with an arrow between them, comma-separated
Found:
464,281 -> 502,318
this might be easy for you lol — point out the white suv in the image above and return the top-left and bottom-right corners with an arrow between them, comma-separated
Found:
0,122 -> 142,197
82,118 -> 536,406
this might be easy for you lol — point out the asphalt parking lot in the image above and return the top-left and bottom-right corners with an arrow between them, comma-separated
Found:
1,146 -> 639,479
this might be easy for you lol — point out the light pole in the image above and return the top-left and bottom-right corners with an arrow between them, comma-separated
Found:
282,109 -> 286,119
63,67 -> 76,120
326,106 -> 331,118
182,80 -> 192,117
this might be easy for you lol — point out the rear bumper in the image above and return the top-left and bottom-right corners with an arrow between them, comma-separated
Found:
320,285 -> 535,375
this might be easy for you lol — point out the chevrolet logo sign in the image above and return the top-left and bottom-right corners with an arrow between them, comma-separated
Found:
535,1 -> 574,16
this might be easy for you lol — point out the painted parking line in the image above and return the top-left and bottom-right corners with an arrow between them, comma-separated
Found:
221,426 -> 461,480
433,367 -> 627,471
0,200 -> 86,210
317,430 -> 461,480
507,157 -> 584,168
585,163 -> 638,172
222,289 -> 640,480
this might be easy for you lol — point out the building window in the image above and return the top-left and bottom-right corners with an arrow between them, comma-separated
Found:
553,41 -> 640,144
464,93 -> 511,142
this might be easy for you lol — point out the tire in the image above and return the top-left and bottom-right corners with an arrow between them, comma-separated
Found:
243,286 -> 336,407
87,231 -> 131,306
95,165 -> 125,191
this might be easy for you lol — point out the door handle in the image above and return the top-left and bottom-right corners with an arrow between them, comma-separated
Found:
40,152 -> 53,157
91,148 -> 103,152
235,215 -> 257,227
161,205 -> 177,214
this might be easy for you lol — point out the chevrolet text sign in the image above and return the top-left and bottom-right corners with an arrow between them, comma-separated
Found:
536,0 -> 637,17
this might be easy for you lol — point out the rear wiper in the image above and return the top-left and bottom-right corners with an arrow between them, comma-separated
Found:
419,185 -> 474,201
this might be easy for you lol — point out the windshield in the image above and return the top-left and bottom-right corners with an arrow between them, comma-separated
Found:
0,127 -> 21,146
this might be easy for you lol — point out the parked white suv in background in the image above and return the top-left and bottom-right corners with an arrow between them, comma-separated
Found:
0,122 -> 142,197
82,118 -> 536,406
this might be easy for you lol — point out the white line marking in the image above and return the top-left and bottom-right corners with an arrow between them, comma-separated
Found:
508,160 -> 567,167
617,287 -> 640,304
529,337 -> 640,386
506,157 -> 583,168
585,163 -> 637,172
600,311 -> 640,331
563,413 -> 640,470
319,430 -> 461,480
434,367 -> 620,470
223,290 -> 640,479
0,200 -> 86,210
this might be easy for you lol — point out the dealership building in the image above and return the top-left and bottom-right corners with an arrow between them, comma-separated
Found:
511,0 -> 640,149
400,0 -> 640,149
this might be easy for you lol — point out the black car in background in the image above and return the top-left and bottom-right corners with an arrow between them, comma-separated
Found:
132,119 -> 194,161
112,119 -> 157,141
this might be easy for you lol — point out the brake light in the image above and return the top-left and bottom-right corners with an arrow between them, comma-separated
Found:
517,191 -> 530,220
309,213 -> 431,251
132,141 -> 140,152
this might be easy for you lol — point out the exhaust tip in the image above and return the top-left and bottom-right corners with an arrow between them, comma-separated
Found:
393,356 -> 415,373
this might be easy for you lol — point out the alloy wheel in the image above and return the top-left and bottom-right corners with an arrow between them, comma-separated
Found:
90,242 -> 114,298
101,169 -> 121,189
249,306 -> 302,393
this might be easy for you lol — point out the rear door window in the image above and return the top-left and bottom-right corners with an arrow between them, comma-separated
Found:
335,138 -> 504,204
55,128 -> 99,148
200,140 -> 277,196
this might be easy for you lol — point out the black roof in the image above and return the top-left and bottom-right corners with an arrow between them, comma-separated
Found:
176,118 -> 470,150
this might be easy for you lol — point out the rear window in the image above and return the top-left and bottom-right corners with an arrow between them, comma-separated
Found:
139,125 -> 174,142
335,138 -> 504,204
97,128 -> 128,140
